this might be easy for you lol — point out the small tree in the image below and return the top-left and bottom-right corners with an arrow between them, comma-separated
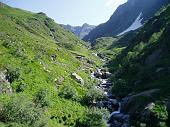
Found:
6,68 -> 20,83
58,85 -> 78,100
34,89 -> 51,108
76,107 -> 108,127
83,87 -> 104,105
1,95 -> 42,125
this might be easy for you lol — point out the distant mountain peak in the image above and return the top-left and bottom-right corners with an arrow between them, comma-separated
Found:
61,23 -> 96,39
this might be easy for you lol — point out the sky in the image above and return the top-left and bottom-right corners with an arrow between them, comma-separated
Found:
1,0 -> 127,26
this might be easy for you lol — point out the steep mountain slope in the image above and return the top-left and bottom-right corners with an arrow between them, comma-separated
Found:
84,0 -> 169,42
109,4 -> 170,126
0,3 -> 107,127
61,23 -> 95,39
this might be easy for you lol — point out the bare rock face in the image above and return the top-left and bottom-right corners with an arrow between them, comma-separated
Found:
0,71 -> 12,94
71,73 -> 84,85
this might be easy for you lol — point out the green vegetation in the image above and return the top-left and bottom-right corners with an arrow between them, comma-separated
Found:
91,37 -> 126,60
1,1 -> 170,127
82,87 -> 105,105
0,3 -> 105,126
58,85 -> 78,100
106,4 -> 170,126
0,94 -> 42,125
110,4 -> 170,97
76,107 -> 109,127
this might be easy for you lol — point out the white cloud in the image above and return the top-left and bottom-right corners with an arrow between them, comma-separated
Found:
105,0 -> 127,10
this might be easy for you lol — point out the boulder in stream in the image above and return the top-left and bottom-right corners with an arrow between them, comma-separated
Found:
109,113 -> 130,127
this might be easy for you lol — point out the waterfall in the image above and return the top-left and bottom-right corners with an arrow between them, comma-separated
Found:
110,102 -> 121,117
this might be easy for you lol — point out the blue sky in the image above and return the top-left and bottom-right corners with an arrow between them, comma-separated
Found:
1,0 -> 127,26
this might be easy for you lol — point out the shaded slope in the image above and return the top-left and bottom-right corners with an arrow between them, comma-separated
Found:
109,4 -> 170,126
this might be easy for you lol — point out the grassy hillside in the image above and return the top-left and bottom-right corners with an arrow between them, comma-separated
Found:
91,31 -> 138,61
0,3 -> 107,127
108,4 -> 170,126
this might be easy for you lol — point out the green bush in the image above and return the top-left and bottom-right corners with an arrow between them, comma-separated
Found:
6,122 -> 28,127
0,95 -> 42,125
58,85 -> 78,100
112,79 -> 130,98
82,87 -> 104,105
75,107 -> 108,127
34,89 -> 51,108
6,68 -> 20,83
139,102 -> 168,127
0,122 -> 6,127
151,103 -> 168,121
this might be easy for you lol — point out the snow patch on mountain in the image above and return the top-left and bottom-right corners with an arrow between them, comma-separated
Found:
117,12 -> 143,36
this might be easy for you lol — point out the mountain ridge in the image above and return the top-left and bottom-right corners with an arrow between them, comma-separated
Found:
83,0 -> 169,42
61,23 -> 95,39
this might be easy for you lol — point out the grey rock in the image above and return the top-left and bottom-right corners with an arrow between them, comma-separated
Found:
51,54 -> 57,61
71,73 -> 84,85
144,102 -> 155,110
76,56 -> 84,61
155,68 -> 164,73
0,71 -> 12,94
112,114 -> 129,122
110,120 -> 122,127
121,123 -> 130,127
109,114 -> 130,127
56,77 -> 64,85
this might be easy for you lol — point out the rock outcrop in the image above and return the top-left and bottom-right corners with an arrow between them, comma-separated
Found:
0,71 -> 12,94
71,73 -> 84,85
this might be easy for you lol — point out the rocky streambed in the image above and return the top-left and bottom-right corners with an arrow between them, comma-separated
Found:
91,69 -> 130,127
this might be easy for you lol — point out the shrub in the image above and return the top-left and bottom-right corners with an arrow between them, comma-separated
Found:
151,103 -> 168,121
34,89 -> 51,108
6,68 -> 20,83
1,95 -> 42,125
6,122 -> 28,127
58,85 -> 78,100
82,87 -> 104,105
112,79 -> 130,98
16,83 -> 27,93
75,107 -> 108,127
0,122 -> 6,127
140,102 -> 168,127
